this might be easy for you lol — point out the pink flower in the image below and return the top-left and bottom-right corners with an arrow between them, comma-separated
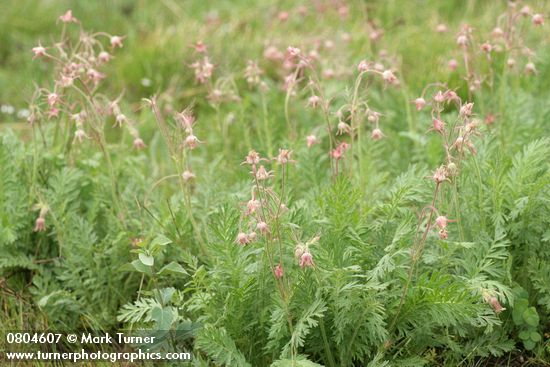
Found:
59,10 -> 77,23
492,27 -> 504,38
488,296 -> 505,314
32,45 -> 46,59
448,59 -> 458,71
236,232 -> 250,245
74,129 -> 87,143
47,93 -> 59,107
87,69 -> 105,85
194,41 -> 208,53
507,58 -> 516,68
371,128 -> 384,140
287,46 -> 301,58
480,42 -> 492,53
459,103 -> 474,117
414,97 -> 426,111
433,91 -> 445,104
133,138 -> 146,149
278,11 -> 289,22
182,170 -> 196,181
307,95 -> 321,108
456,35 -> 468,47
246,198 -> 261,215
436,24 -> 448,33
110,35 -> 124,48
274,264 -> 283,279
337,121 -> 352,135
357,60 -> 369,72
299,250 -> 315,268
34,217 -> 46,232
306,134 -> 319,148
432,118 -> 445,133
432,166 -> 447,184
275,149 -> 295,165
243,150 -> 261,165
438,229 -> 448,240
532,14 -> 544,26
256,221 -> 269,234
264,46 -> 283,61
185,134 -> 201,149
520,6 -> 531,16
435,216 -> 448,229
255,165 -> 273,180
98,51 -> 111,63
525,62 -> 537,74
382,69 -> 397,84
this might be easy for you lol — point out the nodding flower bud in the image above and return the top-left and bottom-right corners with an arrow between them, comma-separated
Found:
248,232 -> 257,242
182,170 -> 196,181
435,216 -> 448,229
382,69 -> 397,84
98,51 -> 111,63
507,58 -> 516,68
448,59 -> 458,71
432,166 -> 447,184
243,150 -> 261,165
357,60 -> 369,72
274,264 -> 283,279
299,250 -> 315,268
488,296 -> 505,314
256,221 -> 269,234
255,165 -> 273,180
246,199 -> 261,215
480,42 -> 492,53
371,128 -> 384,140
236,232 -> 250,245
32,45 -> 46,58
456,35 -> 468,47
436,24 -> 448,33
525,62 -> 537,74
337,121 -> 352,135
133,138 -> 146,149
115,114 -> 127,126
47,93 -> 59,107
492,27 -> 504,38
287,46 -> 301,57
432,118 -> 445,133
520,5 -> 531,16
414,97 -> 426,111
459,102 -> 474,117
307,95 -> 321,108
532,14 -> 544,26
275,149 -> 295,165
438,229 -> 448,239
185,134 -> 201,149
59,10 -> 77,23
110,35 -> 124,48
74,128 -> 87,143
306,134 -> 319,148
34,217 -> 46,232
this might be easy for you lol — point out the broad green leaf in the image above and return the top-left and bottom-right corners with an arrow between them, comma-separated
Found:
131,260 -> 153,275
158,262 -> 188,276
139,253 -> 154,267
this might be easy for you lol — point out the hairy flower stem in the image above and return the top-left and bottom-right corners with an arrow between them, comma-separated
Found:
350,72 -> 365,179
284,68 -> 300,141
388,182 -> 441,334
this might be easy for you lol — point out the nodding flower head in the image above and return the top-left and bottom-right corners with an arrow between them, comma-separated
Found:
331,142 -> 349,160
480,42 -> 492,53
34,217 -> 46,232
185,134 -> 201,149
194,40 -> 208,53
507,58 -> 516,68
306,134 -> 319,148
525,62 -> 537,74
492,27 -> 504,38
236,232 -> 250,246
255,165 -> 273,181
133,138 -> 146,149
59,10 -> 77,23
433,91 -> 445,104
32,45 -> 46,59
246,198 -> 261,215
299,250 -> 315,268
287,46 -> 301,58
432,166 -> 447,184
274,264 -> 284,279
532,14 -> 544,26
371,128 -> 384,140
432,118 -> 445,133
256,221 -> 269,234
243,150 -> 261,165
337,121 -> 352,135
448,59 -> 458,71
456,34 -> 468,47
436,23 -> 448,33
47,93 -> 59,107
275,149 -> 295,165
382,69 -> 397,84
435,216 -> 448,229
98,51 -> 111,63
520,5 -> 531,16
357,60 -> 369,72
438,228 -> 448,240
182,170 -> 196,182
307,95 -> 321,108
488,296 -> 505,314
175,110 -> 195,132
459,102 -> 474,117
414,97 -> 426,111
74,128 -> 87,143
110,35 -> 124,48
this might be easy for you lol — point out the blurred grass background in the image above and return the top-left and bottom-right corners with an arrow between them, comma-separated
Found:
1,0 -> 549,124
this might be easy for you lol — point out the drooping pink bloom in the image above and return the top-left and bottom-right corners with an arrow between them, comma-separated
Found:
337,121 -> 351,135
236,232 -> 250,245
98,51 -> 111,63
243,150 -> 261,165
371,128 -> 384,140
532,14 -> 544,26
256,221 -> 269,234
436,24 -> 448,33
414,97 -> 426,111
306,135 -> 319,148
275,149 -> 295,165
307,95 -> 321,108
382,69 -> 397,84
448,59 -> 458,71
432,166 -> 447,184
357,60 -> 369,72
59,10 -> 77,23
274,264 -> 283,279
435,216 -> 448,229
110,35 -> 124,48
182,170 -> 196,181
299,250 -> 315,268
185,134 -> 201,149
133,138 -> 146,149
32,45 -> 46,59
34,217 -> 46,232
193,41 -> 208,53
432,118 -> 445,133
